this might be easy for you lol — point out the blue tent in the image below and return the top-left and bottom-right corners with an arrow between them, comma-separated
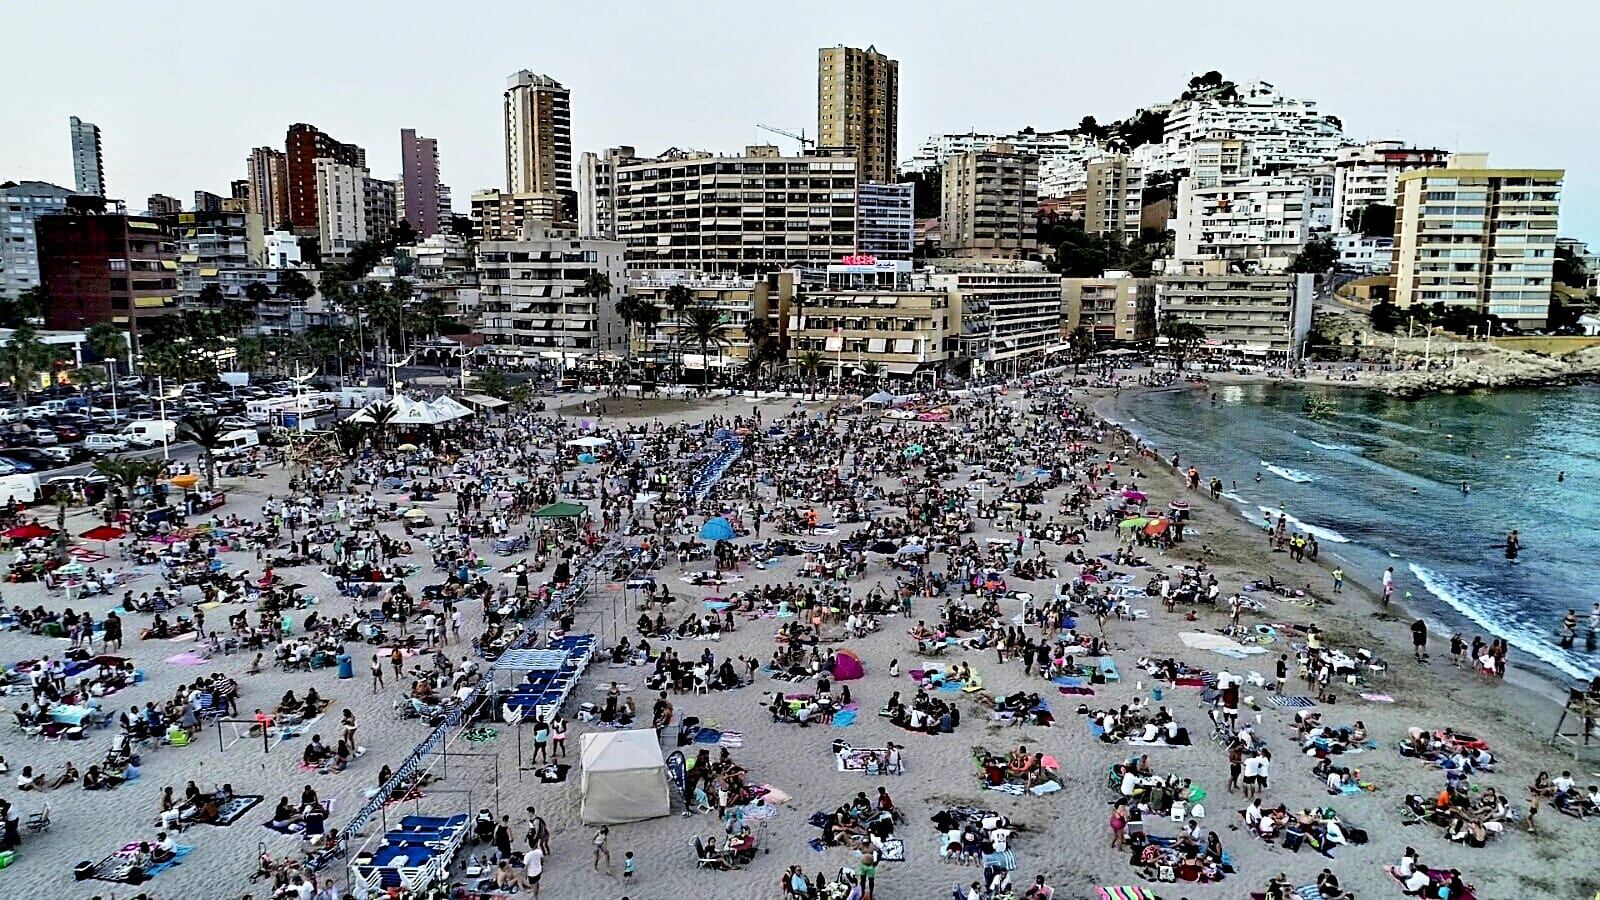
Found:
699,517 -> 735,541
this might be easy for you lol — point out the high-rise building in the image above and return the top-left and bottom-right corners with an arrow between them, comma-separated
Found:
470,190 -> 564,242
146,194 -> 183,217
230,179 -> 251,203
313,160 -> 368,256
855,183 -> 915,261
69,116 -> 105,196
1185,134 -> 1253,189
817,45 -> 898,184
926,265 -> 1067,375
503,71 -> 571,197
1063,273 -> 1158,345
164,209 -> 266,306
1158,264 -> 1314,358
614,146 -> 859,274
194,190 -> 224,213
400,128 -> 443,237
905,129 -> 1109,197
38,200 -> 178,349
363,176 -> 396,246
285,123 -> 365,233
1083,155 -> 1145,241
1174,173 -> 1330,272
1139,81 -> 1343,175
477,220 -> 625,365
246,147 -> 290,230
0,181 -> 78,302
576,146 -> 635,239
939,143 -> 1038,258
1393,153 -> 1563,328
1332,141 -> 1449,233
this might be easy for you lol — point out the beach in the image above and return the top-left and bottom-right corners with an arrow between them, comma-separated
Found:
0,375 -> 1595,900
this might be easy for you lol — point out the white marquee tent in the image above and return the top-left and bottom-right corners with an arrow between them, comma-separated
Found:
343,394 -> 474,427
579,729 -> 670,825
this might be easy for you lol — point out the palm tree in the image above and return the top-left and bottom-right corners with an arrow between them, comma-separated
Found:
469,367 -> 509,399
614,294 -> 642,360
364,401 -> 397,451
860,360 -> 884,391
1159,313 -> 1207,372
663,284 -> 694,380
235,336 -> 269,373
177,414 -> 227,490
332,420 -> 368,456
633,301 -> 662,370
94,456 -> 162,512
0,325 -> 61,401
683,306 -> 728,383
86,322 -> 129,373
67,366 -> 108,389
797,350 -> 823,399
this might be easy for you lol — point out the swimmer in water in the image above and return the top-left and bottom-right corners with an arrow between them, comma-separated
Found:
1505,530 -> 1521,560
1558,470 -> 1565,483
1461,481 -> 1469,495
1254,472 -> 1262,484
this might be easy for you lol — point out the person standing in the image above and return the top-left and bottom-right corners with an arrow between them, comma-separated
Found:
592,825 -> 611,873
103,611 -> 123,651
550,718 -> 567,759
1330,568 -> 1343,594
493,815 -> 513,860
1411,619 -> 1428,662
531,718 -> 550,763
1381,567 -> 1395,605
370,653 -> 384,693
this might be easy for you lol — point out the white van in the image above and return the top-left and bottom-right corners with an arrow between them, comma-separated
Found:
84,433 -> 130,454
118,419 -> 177,448
0,473 -> 41,505
214,428 -> 260,459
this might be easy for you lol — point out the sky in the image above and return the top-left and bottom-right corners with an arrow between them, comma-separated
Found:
5,0 -> 1597,243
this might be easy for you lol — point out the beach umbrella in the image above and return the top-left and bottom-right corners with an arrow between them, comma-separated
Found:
1117,517 -> 1150,529
402,507 -> 429,520
57,563 -> 89,576
1144,518 -> 1171,536
397,443 -> 420,452
79,525 -> 126,542
1121,488 -> 1146,501
169,474 -> 200,490
3,523 -> 54,540
698,517 -> 735,541
903,444 -> 925,458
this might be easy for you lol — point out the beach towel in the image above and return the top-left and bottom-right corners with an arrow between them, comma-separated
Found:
718,731 -> 744,749
535,764 -> 570,784
1029,780 -> 1062,795
981,849 -> 1017,870
1058,686 -> 1095,696
831,710 -> 858,728
1097,889 -> 1157,900
1052,676 -> 1086,687
1268,695 -> 1317,709
203,794 -> 263,827
164,651 -> 210,666
694,728 -> 724,744
1360,692 -> 1395,703
880,838 -> 905,861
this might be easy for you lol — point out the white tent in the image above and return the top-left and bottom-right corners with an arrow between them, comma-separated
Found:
579,729 -> 670,825
344,394 -> 474,426
566,436 -> 612,448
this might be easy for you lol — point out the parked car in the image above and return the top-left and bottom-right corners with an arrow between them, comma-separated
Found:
52,423 -> 84,442
30,428 -> 58,446
83,433 -> 130,454
0,454 -> 40,473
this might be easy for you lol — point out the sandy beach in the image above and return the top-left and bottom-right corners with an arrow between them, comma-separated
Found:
0,375 -> 1595,900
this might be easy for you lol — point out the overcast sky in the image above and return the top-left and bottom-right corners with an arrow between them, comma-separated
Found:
6,0 -> 1596,242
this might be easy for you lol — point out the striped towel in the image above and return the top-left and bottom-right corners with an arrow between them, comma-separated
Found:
1096,887 -> 1156,900
718,731 -> 744,748
1268,695 -> 1317,709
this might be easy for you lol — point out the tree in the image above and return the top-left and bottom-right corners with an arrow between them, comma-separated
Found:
197,282 -> 226,312
1370,300 -> 1405,334
663,284 -> 694,379
1075,116 -> 1109,141
683,305 -> 729,380
364,401 -> 396,450
86,322 -> 129,371
277,270 -> 318,304
391,219 -> 418,249
469,367 -> 509,399
1288,237 -> 1338,274
1346,204 -> 1395,238
406,292 -> 447,344
333,420 -> 368,456
0,324 -> 61,400
176,414 -> 226,490
860,360 -> 883,389
0,285 -> 49,328
1554,246 -> 1589,290
235,336 -> 269,372
797,349 -> 823,399
1070,325 -> 1097,363
94,456 -> 162,512
67,366 -> 108,388
1159,313 -> 1207,371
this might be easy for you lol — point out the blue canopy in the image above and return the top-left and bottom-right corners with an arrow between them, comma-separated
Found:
699,517 -> 735,541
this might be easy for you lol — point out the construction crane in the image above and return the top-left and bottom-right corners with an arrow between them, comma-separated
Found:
757,123 -> 815,150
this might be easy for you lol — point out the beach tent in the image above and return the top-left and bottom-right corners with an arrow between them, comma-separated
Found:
345,394 -> 472,427
699,517 -> 735,541
533,502 -> 588,519
862,391 -> 896,407
567,436 -> 612,448
579,730 -> 670,825
833,649 -> 866,681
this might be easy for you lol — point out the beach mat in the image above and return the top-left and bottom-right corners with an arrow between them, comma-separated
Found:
1268,695 -> 1317,709
203,794 -> 263,827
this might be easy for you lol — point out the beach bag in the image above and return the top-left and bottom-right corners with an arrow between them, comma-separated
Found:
1158,865 -> 1176,882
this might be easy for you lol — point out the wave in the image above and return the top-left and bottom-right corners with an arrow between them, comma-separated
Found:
1408,563 -> 1596,681
1308,440 -> 1360,453
1219,491 -> 1247,503
1261,461 -> 1316,483
1251,505 -> 1352,544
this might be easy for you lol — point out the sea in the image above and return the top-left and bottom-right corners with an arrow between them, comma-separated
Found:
1103,380 -> 1600,684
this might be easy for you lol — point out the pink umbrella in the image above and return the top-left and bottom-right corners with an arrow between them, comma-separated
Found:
1122,489 -> 1146,501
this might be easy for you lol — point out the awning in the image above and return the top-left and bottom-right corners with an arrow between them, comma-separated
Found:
533,501 -> 588,518
461,393 -> 509,409
881,362 -> 922,375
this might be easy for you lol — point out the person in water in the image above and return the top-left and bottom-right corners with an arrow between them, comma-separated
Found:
1505,530 -> 1521,560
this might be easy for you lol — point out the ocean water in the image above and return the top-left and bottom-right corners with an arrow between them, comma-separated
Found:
1105,381 -> 1600,682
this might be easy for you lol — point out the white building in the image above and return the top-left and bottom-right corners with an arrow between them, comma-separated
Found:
1331,141 -> 1449,233
1333,233 -> 1394,273
855,182 -> 916,260
1158,264 -> 1315,358
1175,173 -> 1329,273
1185,134 -> 1253,188
0,181 -> 78,302
263,231 -> 303,269
1142,82 -> 1343,176
576,146 -> 634,239
904,129 -> 1109,197
477,220 -> 626,364
314,160 -> 368,257
926,264 -> 1066,374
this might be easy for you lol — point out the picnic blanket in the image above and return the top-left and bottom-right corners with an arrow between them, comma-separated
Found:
1268,695 -> 1317,709
88,845 -> 193,883
205,794 -> 263,827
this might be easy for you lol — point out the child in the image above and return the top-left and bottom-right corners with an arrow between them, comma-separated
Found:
623,850 -> 635,881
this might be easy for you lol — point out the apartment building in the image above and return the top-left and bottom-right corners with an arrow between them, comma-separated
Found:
263,231 -> 302,269
166,209 -> 266,303
925,265 -> 1066,374
1083,155 -> 1145,241
818,45 -> 899,185
940,143 -> 1038,258
1185,134 -> 1253,188
408,233 -> 480,325
363,176 -> 396,246
399,128 -> 443,238
476,220 -> 625,364
37,202 -> 179,350
1142,81 -> 1343,175
246,146 -> 290,231
194,191 -> 224,214
146,194 -> 183,217
504,70 -> 572,196
1332,141 -> 1449,233
314,160 -> 370,256
576,146 -> 635,239
626,272 -> 786,373
0,181 -> 79,302
905,129 -> 1108,197
1175,174 -> 1327,272
1333,233 -> 1394,273
286,123 -> 365,233
855,182 -> 915,260
1392,154 -> 1563,328
614,146 -> 859,274
471,190 -> 563,242
790,265 -> 955,380
69,116 -> 105,196
1158,264 -> 1314,357
1062,272 -> 1157,345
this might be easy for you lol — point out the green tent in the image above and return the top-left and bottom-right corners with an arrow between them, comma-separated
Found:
533,501 -> 589,518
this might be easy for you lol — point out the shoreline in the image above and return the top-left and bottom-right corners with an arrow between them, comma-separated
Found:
1087,381 -> 1580,711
